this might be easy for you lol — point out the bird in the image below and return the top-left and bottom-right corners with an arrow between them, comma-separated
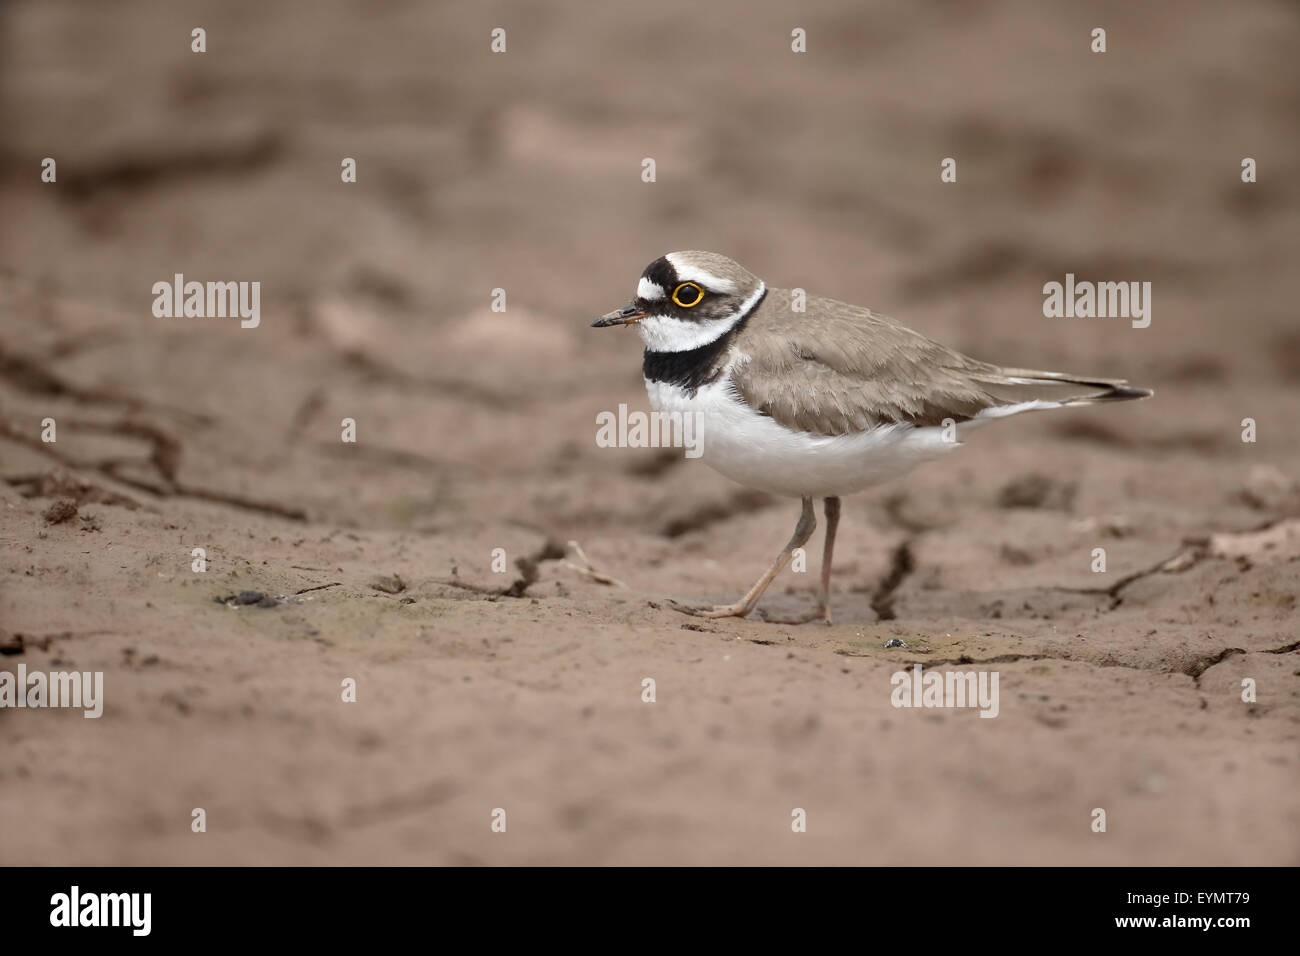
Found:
593,251 -> 1152,624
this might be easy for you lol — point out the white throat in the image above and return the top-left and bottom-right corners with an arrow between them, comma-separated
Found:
637,281 -> 766,352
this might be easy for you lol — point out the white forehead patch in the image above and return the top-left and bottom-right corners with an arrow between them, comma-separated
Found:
665,253 -> 740,296
637,277 -> 665,300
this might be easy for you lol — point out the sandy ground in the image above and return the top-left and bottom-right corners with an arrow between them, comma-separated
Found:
1,0 -> 1297,865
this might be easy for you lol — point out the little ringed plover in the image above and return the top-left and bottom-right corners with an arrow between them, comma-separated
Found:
593,251 -> 1152,624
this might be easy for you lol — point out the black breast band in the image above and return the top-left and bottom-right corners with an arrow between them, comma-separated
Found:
642,289 -> 765,394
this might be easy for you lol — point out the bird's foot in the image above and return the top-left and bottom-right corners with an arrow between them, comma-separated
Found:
667,598 -> 753,619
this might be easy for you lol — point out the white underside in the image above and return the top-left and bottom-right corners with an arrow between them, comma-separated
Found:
645,374 -> 1056,498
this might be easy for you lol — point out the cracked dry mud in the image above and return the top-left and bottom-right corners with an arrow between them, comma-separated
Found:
2,0 -> 1298,864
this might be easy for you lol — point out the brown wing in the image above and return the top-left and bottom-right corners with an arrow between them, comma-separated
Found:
729,290 -> 1150,437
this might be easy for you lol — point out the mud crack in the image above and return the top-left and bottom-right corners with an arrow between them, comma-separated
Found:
1053,543 -> 1210,610
660,489 -> 773,538
0,345 -> 212,426
0,419 -> 307,521
441,540 -> 568,599
500,539 -> 568,598
1183,647 -> 1247,684
870,539 -> 916,621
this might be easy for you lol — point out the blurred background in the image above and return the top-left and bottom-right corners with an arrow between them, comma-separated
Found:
1,0 -> 1297,865
2,0 -> 1297,528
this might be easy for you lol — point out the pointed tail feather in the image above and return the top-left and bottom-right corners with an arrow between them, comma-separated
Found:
977,366 -> 1153,408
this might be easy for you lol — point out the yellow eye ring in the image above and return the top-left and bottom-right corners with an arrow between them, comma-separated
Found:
672,282 -> 705,308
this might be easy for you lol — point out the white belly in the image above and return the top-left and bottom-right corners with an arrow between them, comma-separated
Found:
645,376 -> 963,498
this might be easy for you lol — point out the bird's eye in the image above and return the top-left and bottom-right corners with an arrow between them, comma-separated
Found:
672,282 -> 705,308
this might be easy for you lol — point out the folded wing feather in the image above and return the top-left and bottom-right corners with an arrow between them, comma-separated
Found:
729,290 -> 1151,437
